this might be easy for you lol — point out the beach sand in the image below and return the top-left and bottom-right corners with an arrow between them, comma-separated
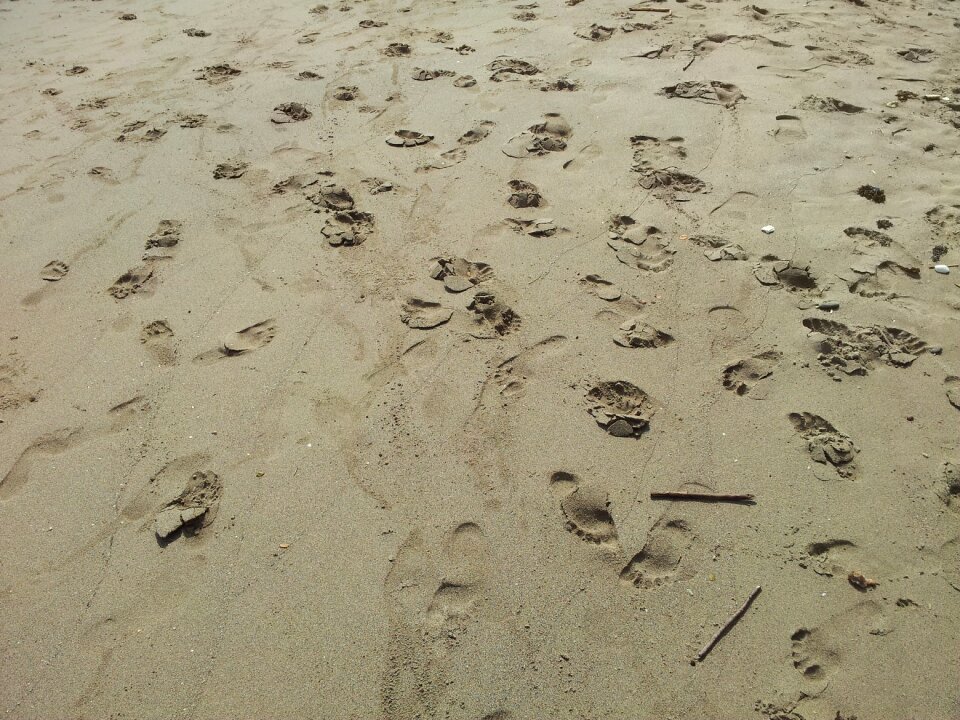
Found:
1,0 -> 960,717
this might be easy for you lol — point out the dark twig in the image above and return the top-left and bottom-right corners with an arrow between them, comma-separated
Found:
692,586 -> 762,665
650,491 -> 755,504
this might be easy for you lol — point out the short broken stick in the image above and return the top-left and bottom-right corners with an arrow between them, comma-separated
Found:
691,585 -> 762,665
650,491 -> 755,504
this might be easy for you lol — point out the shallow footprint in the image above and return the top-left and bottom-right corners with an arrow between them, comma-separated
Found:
946,376 -> 960,410
468,292 -> 520,337
386,129 -> 434,147
580,274 -> 621,301
109,264 -> 155,299
154,470 -> 223,544
560,483 -> 619,548
774,114 -> 806,143
193,320 -> 277,363
401,297 -> 453,329
722,349 -> 781,395
140,320 -> 177,366
40,260 -> 69,281
620,517 -> 692,589
427,522 -> 490,626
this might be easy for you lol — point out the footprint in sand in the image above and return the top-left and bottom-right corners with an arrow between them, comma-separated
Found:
386,129 -> 434,147
690,235 -> 748,261
790,599 -> 887,688
401,298 -> 453,329
722,350 -> 781,395
620,517 -> 693,589
140,320 -> 177,366
213,161 -> 248,179
488,57 -> 540,82
552,472 -> 620,548
629,135 -> 706,194
0,428 -> 86,500
197,64 -> 240,84
790,628 -> 834,681
411,67 -> 455,81
40,260 -> 69,281
485,335 -> 567,402
774,114 -> 807,143
154,470 -> 223,544
575,23 -> 615,41
429,256 -> 492,293
456,122 -> 495,145
661,81 -> 744,108
505,217 -> 558,237
419,122 -> 495,171
799,95 -> 864,114
945,377 -> 960,411
502,113 -> 571,158
580,274 -> 621,301
803,538 -> 858,578
108,264 -> 155,300
193,320 -> 277,363
507,180 -> 542,208
271,102 -> 311,123
940,462 -> 960,509
468,291 -> 520,338
753,256 -> 818,291
801,317 -> 927,379
613,319 -> 674,349
382,42 -> 411,57
184,27 -> 210,37
143,219 -> 182,258
606,214 -> 678,272
788,412 -> 858,479
426,522 -> 490,626
586,380 -> 657,437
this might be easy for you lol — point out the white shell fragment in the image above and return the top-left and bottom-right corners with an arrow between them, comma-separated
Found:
761,225 -> 775,234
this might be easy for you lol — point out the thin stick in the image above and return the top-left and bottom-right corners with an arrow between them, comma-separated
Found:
650,491 -> 755,504
692,586 -> 762,665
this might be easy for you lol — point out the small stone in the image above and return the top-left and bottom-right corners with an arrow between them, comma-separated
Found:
929,346 -> 942,355
761,225 -> 775,234
818,301 -> 840,311
934,264 -> 950,274
606,418 -> 635,437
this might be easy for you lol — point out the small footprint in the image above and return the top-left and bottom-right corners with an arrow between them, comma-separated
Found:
620,518 -> 692,589
154,470 -> 223,544
722,350 -> 781,395
558,479 -> 619,548
788,412 -> 858,478
586,380 -> 657,437
427,522 -> 490,626
1,428 -> 86,500
108,264 -> 155,300
40,260 -> 69,281
468,292 -> 520,338
613,319 -> 674,349
401,298 -> 453,329
193,320 -> 277,363
774,114 -> 806,143
140,320 -> 177,366
945,376 -> 960,410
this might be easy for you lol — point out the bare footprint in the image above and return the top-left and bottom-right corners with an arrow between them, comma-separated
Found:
774,114 -> 806,143
945,376 -> 960,410
468,291 -> 520,338
722,349 -> 781,395
193,320 -> 277,363
401,298 -> 453,329
802,317 -> 926,379
40,260 -> 69,281
580,274 -> 621,301
427,522 -> 490,626
788,412 -> 858,478
430,257 -> 492,293
586,380 -> 657,437
154,470 -> 223,544
620,517 -> 693,589
613,319 -> 674,349
108,264 -> 155,299
140,320 -> 177,366
1,428 -> 86,500
560,482 -> 619,548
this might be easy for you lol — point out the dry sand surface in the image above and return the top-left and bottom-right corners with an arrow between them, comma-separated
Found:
2,0 -> 960,717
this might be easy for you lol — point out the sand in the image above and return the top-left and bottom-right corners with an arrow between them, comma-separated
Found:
1,0 -> 960,717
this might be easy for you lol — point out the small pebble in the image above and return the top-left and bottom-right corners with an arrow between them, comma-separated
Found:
818,301 -> 840,311
906,416 -> 914,422
934,264 -> 950,274
929,346 -> 942,355
761,225 -> 775,234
